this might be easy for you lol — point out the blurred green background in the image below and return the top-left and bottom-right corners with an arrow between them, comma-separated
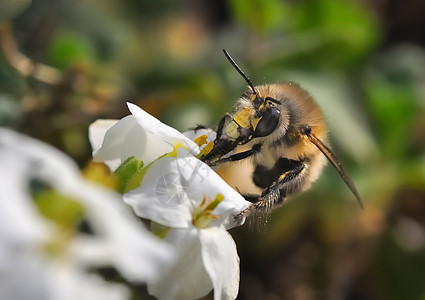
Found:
1,0 -> 425,299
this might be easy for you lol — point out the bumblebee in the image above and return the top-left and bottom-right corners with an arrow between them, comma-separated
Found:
201,50 -> 363,219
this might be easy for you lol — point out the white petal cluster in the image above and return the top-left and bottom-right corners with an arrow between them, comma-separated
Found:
90,103 -> 199,171
0,128 -> 173,300
89,103 -> 250,300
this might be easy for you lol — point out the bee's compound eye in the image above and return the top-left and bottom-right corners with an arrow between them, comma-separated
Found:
253,107 -> 280,138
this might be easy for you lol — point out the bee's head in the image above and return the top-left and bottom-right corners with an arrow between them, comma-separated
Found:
222,90 -> 281,141
202,50 -> 281,161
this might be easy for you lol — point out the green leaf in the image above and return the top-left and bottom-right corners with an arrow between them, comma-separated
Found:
229,0 -> 289,33
47,31 -> 96,68
289,0 -> 379,68
363,54 -> 422,159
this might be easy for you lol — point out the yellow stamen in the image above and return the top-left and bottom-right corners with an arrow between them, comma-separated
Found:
200,195 -> 207,206
199,141 -> 214,156
193,134 -> 208,147
192,194 -> 224,228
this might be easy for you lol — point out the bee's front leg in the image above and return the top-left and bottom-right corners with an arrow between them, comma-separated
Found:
209,143 -> 262,166
236,164 -> 306,220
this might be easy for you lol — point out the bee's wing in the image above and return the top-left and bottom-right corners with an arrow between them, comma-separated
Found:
308,133 -> 364,209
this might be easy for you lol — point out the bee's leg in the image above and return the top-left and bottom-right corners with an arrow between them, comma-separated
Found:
240,194 -> 261,203
235,164 -> 305,220
210,143 -> 262,166
202,114 -> 235,162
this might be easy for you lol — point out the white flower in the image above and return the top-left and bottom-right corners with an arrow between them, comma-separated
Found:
124,148 -> 250,300
0,128 -> 174,300
124,148 -> 248,230
89,103 -> 251,300
182,128 -> 217,151
89,102 -> 200,171
147,227 -> 240,300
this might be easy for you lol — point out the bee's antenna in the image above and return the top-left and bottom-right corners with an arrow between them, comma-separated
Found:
305,130 -> 364,210
223,49 -> 257,95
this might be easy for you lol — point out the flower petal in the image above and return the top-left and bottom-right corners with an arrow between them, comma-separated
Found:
0,128 -> 81,190
0,140 -> 51,247
200,227 -> 240,300
148,228 -> 213,300
124,156 -> 193,228
127,102 -> 200,156
88,119 -> 118,154
182,128 -> 216,144
47,264 -> 130,300
174,149 -> 250,229
0,128 -> 174,283
0,246 -> 131,300
91,116 -> 135,170
70,181 -> 174,282
91,115 -> 172,171
124,148 -> 250,229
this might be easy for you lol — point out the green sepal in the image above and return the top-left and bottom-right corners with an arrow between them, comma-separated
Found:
150,221 -> 171,239
111,156 -> 145,194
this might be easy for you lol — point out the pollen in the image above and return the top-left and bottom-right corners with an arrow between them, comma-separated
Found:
224,121 -> 240,139
233,108 -> 253,128
279,171 -> 290,181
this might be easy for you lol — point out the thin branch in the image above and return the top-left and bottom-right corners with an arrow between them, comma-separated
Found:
0,23 -> 63,84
